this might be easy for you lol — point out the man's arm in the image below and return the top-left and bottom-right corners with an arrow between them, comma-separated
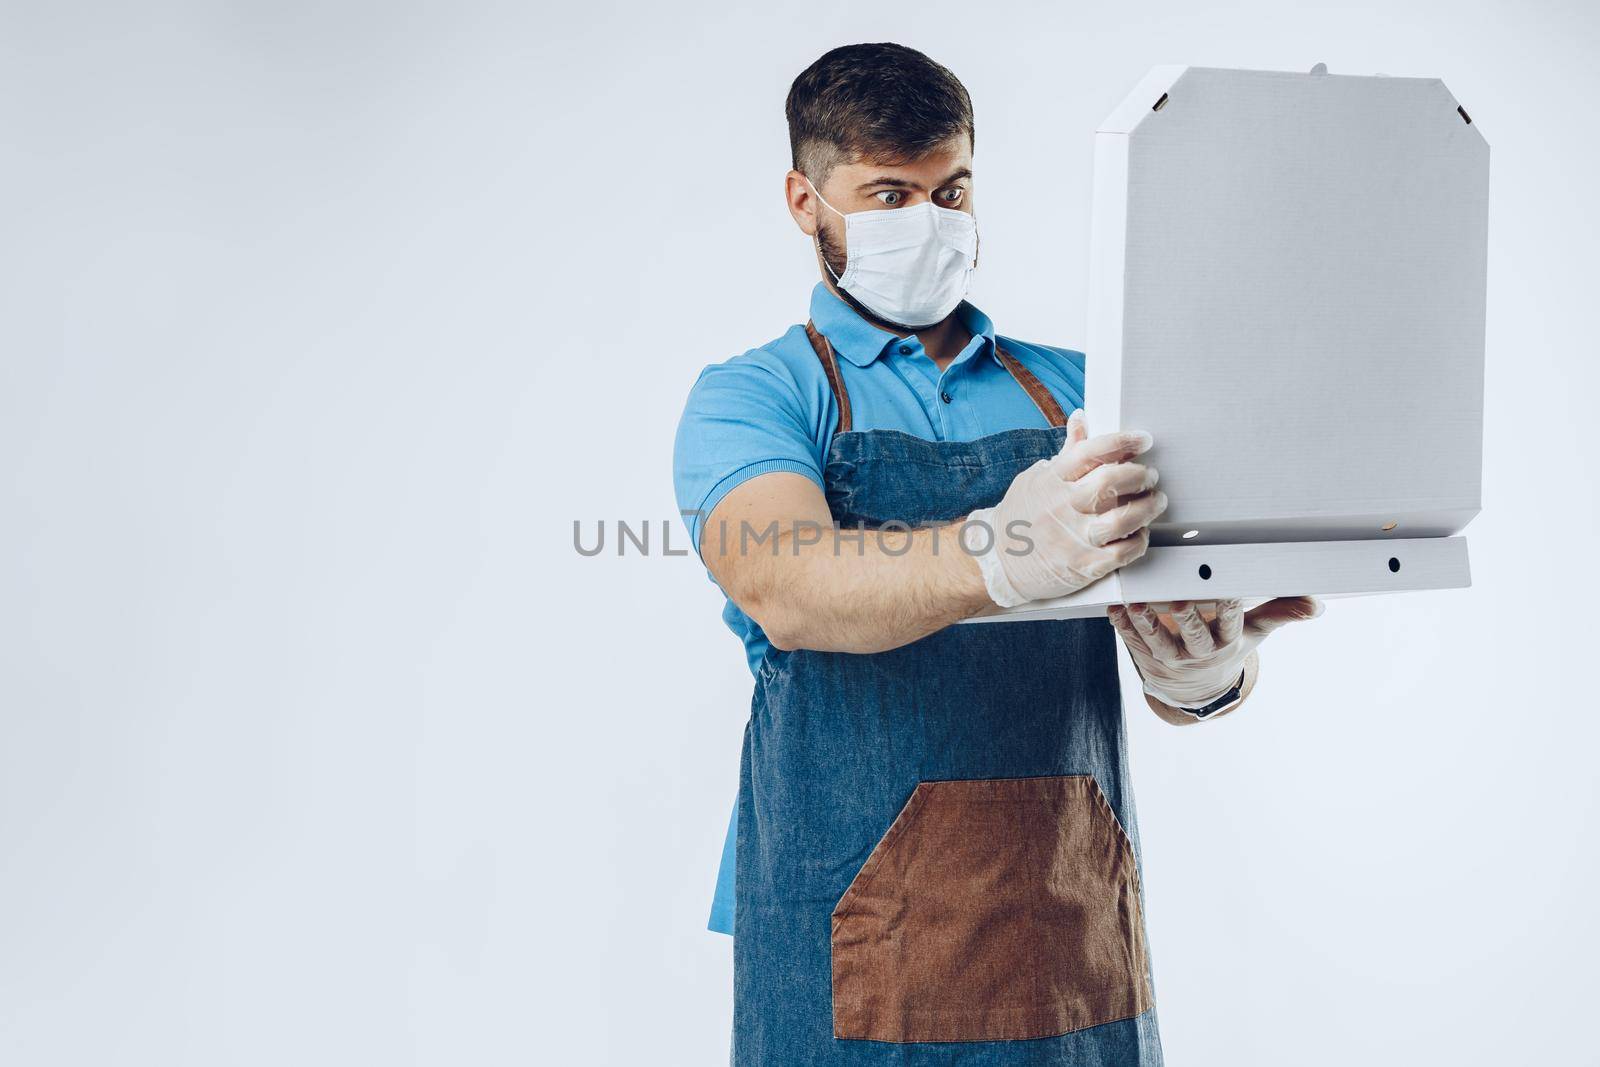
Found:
701,472 -> 993,654
698,411 -> 1164,656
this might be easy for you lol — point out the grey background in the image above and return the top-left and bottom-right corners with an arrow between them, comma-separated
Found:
2,1 -> 1596,1064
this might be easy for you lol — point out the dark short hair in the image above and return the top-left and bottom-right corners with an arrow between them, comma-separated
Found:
786,43 -> 974,184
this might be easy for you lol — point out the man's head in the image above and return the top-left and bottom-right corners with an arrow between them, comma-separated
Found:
786,42 -> 973,191
783,43 -> 977,322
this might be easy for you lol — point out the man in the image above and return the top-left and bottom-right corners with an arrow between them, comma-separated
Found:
673,43 -> 1322,1065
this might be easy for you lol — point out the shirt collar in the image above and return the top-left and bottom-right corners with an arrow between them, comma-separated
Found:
808,282 -> 1001,368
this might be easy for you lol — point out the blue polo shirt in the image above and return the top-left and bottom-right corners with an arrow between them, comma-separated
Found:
672,281 -> 1087,934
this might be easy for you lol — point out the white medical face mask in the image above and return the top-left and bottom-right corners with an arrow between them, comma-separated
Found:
807,178 -> 978,329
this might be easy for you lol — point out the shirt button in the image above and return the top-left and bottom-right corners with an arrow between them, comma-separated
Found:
941,391 -> 953,404
898,344 -> 913,355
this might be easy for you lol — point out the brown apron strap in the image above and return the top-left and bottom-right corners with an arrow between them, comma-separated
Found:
804,320 -> 852,434
995,344 -> 1071,428
804,322 -> 1067,432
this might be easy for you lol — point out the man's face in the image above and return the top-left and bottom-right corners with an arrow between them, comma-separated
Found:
787,136 -> 974,282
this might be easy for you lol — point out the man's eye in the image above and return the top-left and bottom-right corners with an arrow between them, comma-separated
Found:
874,190 -> 903,206
940,187 -> 965,204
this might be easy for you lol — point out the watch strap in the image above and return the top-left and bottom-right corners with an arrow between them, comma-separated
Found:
1177,666 -> 1248,719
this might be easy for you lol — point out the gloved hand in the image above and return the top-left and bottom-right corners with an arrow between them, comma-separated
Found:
964,408 -> 1166,607
1107,597 -> 1323,709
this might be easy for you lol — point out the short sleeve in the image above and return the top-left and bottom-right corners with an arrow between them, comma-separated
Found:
672,350 -> 828,558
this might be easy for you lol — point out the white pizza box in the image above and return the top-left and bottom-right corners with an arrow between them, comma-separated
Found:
971,64 -> 1488,622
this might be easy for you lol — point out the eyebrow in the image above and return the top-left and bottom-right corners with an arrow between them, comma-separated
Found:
855,167 -> 973,192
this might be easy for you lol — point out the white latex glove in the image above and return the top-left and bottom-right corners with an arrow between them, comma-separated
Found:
964,408 -> 1166,607
1107,597 -> 1323,710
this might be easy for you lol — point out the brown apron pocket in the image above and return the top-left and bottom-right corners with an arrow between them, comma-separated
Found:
830,775 -> 1152,1043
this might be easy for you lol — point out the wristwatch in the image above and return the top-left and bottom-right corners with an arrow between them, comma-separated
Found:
1175,667 -> 1248,720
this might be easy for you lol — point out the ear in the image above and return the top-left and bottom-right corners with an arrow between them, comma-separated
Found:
785,170 -> 821,236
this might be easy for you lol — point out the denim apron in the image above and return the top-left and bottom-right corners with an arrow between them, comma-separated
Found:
732,323 -> 1164,1066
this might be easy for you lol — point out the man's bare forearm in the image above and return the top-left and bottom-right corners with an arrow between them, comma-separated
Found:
736,520 -> 996,653
704,507 -> 997,654
702,473 -> 1004,654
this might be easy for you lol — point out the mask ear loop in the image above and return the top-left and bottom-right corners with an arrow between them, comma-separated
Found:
817,235 -> 844,284
802,174 -> 848,284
